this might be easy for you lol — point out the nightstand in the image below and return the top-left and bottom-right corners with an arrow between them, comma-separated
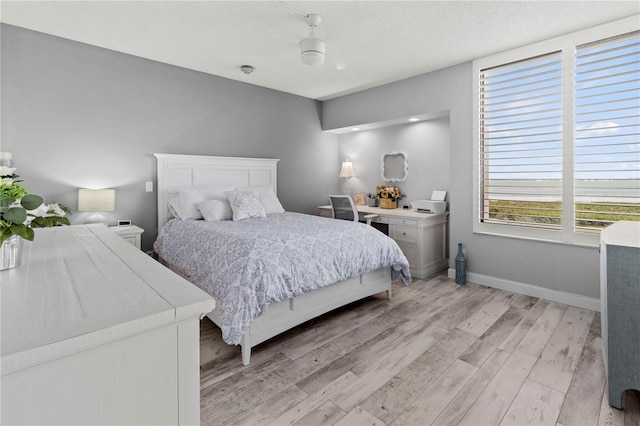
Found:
109,225 -> 144,249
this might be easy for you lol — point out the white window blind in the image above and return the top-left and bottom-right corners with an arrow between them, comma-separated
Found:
479,52 -> 563,229
574,31 -> 640,232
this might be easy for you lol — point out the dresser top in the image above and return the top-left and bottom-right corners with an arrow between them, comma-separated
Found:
601,220 -> 640,248
1,224 -> 214,373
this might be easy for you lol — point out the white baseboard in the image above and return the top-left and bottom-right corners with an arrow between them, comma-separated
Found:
447,269 -> 600,312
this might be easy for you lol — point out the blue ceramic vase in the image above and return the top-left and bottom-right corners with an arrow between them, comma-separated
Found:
455,243 -> 466,285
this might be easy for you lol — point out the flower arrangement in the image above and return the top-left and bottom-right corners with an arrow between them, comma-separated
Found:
376,184 -> 402,201
0,166 -> 70,243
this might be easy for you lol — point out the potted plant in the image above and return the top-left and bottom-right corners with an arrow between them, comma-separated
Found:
366,192 -> 378,207
375,184 -> 402,209
1,165 -> 70,270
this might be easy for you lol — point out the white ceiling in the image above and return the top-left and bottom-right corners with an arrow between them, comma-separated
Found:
1,1 -> 638,100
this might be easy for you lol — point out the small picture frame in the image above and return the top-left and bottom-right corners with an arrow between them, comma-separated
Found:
354,192 -> 366,206
117,220 -> 132,227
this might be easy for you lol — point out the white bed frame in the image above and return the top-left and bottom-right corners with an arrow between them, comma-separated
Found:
154,153 -> 392,365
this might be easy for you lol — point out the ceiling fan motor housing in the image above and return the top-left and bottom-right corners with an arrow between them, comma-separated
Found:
300,37 -> 326,65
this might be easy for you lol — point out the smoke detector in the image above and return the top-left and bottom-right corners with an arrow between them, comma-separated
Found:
300,14 -> 325,66
240,65 -> 254,74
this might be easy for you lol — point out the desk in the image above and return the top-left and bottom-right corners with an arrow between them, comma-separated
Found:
318,205 -> 448,279
1,224 -> 215,425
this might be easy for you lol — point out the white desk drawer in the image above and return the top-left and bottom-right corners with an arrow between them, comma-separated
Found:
391,225 -> 418,244
397,243 -> 418,266
371,216 -> 388,224
390,217 -> 418,227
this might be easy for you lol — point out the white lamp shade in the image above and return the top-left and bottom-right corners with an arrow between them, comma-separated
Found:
339,160 -> 356,178
78,189 -> 115,212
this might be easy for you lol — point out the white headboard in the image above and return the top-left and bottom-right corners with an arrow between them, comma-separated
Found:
154,153 -> 280,230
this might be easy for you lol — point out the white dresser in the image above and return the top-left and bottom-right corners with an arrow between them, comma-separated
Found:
600,221 -> 640,409
1,224 -> 215,425
318,205 -> 448,279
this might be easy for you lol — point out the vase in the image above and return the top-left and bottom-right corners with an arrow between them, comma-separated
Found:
379,198 -> 397,209
1,235 -> 23,271
455,243 -> 466,285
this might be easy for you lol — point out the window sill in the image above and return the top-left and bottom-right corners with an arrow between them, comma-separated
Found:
473,224 -> 600,249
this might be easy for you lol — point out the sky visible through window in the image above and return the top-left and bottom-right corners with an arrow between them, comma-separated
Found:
575,33 -> 639,181
481,32 -> 639,204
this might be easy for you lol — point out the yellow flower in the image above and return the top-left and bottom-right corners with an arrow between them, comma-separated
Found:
376,185 -> 401,200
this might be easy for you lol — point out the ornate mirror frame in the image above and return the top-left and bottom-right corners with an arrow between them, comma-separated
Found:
381,151 -> 409,183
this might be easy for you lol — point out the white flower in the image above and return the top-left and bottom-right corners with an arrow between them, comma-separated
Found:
0,177 -> 14,185
27,204 -> 49,218
47,203 -> 66,217
0,166 -> 16,176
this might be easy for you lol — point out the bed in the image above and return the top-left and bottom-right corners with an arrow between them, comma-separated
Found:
153,153 -> 410,365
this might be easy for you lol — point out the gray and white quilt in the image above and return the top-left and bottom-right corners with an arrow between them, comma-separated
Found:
154,212 -> 411,344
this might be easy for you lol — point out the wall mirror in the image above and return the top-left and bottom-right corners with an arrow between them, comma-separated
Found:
381,151 -> 408,182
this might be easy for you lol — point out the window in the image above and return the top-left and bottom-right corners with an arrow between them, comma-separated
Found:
574,33 -> 640,232
473,17 -> 639,245
479,52 -> 563,230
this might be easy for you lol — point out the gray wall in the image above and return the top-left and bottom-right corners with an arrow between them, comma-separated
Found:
337,117 -> 450,208
1,24 -> 339,251
2,24 -> 600,299
323,64 -> 599,299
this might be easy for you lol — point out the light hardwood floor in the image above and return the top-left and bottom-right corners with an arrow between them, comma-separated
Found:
199,274 -> 640,425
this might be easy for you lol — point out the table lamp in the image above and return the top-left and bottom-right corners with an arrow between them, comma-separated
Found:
78,189 -> 115,225
339,159 -> 356,195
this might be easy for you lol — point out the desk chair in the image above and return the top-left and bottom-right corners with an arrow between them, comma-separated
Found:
329,195 -> 378,226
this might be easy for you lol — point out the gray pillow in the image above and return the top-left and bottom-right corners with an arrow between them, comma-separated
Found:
226,190 -> 267,221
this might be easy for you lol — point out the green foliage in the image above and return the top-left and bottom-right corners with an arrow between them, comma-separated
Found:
4,207 -> 27,224
487,200 -> 640,230
31,216 -> 70,228
0,194 -> 16,207
0,224 -> 34,243
1,170 -> 69,243
0,183 -> 27,199
21,194 -> 44,210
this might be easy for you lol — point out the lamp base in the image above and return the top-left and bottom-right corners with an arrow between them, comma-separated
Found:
84,213 -> 111,226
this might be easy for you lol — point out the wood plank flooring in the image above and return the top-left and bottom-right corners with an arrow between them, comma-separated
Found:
199,274 -> 640,425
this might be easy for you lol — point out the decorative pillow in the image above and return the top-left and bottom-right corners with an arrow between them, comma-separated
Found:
178,185 -> 235,220
197,199 -> 233,222
226,190 -> 267,221
236,186 -> 285,214
167,196 -> 187,220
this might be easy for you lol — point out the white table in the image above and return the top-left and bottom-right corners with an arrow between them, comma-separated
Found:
1,224 -> 215,425
109,224 -> 144,249
318,205 -> 449,279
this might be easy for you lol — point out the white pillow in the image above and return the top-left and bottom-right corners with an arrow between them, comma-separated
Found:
167,196 -> 187,220
197,199 -> 233,222
178,185 -> 235,220
226,190 -> 267,221
236,186 -> 284,214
